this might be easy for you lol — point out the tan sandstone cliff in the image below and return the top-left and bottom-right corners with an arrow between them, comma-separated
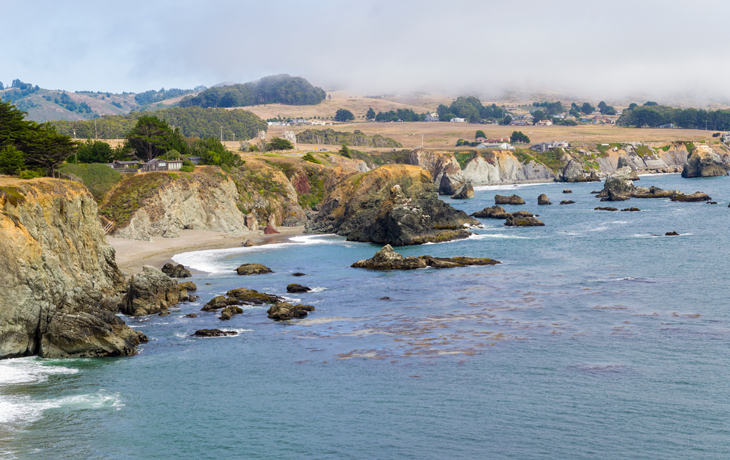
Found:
0,178 -> 145,359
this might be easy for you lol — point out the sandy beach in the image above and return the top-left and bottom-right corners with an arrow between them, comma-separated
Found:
108,227 -> 305,275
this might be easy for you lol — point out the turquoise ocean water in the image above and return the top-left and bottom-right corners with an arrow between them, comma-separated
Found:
2,174 -> 730,459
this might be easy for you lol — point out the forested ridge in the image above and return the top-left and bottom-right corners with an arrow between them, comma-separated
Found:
618,104 -> 730,130
51,107 -> 267,140
179,74 -> 326,108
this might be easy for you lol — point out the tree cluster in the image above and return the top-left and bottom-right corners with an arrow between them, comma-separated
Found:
374,108 -> 426,122
334,109 -> 355,122
0,100 -> 77,176
51,106 -> 267,141
436,97 -> 505,123
510,131 -> 530,143
617,104 -> 730,130
134,87 -> 198,106
296,129 -> 402,148
179,74 -> 326,108
532,101 -> 564,115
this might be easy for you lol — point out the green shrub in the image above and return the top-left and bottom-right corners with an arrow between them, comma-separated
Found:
59,163 -> 122,201
18,169 -> 43,179
180,165 -> 195,173
302,153 -> 321,164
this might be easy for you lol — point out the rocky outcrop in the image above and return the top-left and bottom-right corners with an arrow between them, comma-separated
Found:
161,262 -> 191,278
306,164 -> 478,245
0,179 -> 145,359
121,266 -> 180,316
560,200 -> 575,205
351,245 -> 500,270
682,145 -> 729,178
267,302 -> 315,320
671,192 -> 711,202
617,157 -> 640,180
495,194 -> 525,205
599,167 -> 636,200
202,288 -> 281,312
220,306 -> 243,321
633,186 -> 675,199
538,194 -> 552,205
235,263 -> 272,275
451,181 -> 474,199
409,149 -> 463,191
439,174 -> 463,196
471,206 -> 512,219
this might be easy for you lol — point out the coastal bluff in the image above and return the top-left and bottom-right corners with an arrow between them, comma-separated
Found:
0,179 -> 145,359
306,164 -> 478,245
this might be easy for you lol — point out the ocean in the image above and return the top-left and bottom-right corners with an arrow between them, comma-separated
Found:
2,174 -> 730,459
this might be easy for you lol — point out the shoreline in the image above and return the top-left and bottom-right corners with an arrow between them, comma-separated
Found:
108,227 -> 305,275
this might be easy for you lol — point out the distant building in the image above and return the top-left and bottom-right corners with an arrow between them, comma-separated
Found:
109,160 -> 142,171
658,123 -> 675,129
186,156 -> 202,165
722,132 -> 730,142
140,158 -> 183,172
476,142 -> 514,151
451,117 -> 466,123
425,113 -> 439,122
510,120 -> 530,126
531,141 -> 569,153
536,119 -> 553,126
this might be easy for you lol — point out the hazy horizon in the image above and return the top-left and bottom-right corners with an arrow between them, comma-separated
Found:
4,0 -> 730,105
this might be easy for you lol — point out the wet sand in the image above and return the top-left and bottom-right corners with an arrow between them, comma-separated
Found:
108,227 -> 305,275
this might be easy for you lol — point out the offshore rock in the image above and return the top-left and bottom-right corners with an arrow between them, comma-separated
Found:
287,284 -> 311,293
682,145 -> 729,178
600,190 -> 631,202
267,302 -> 315,320
351,244 -> 500,270
560,200 -> 575,205
471,205 -> 512,219
306,164 -> 478,245
537,194 -> 552,205
617,157 -> 640,180
202,288 -> 282,312
0,179 -> 144,359
192,329 -> 237,337
494,194 -> 525,205
595,207 -> 619,211
504,216 -> 545,227
451,181 -> 475,199
438,173 -> 464,196
602,167 -> 636,197
633,186 -> 676,199
121,266 -> 180,317
671,192 -> 711,202
235,263 -> 273,275
161,262 -> 191,278
220,306 -> 243,321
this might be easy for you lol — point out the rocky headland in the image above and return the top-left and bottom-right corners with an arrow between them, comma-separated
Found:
306,164 -> 478,245
0,179 -> 146,359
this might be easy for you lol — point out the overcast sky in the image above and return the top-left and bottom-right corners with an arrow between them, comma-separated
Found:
3,0 -> 730,102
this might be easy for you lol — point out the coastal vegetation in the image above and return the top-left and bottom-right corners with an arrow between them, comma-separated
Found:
618,103 -> 730,130
296,128 -> 402,148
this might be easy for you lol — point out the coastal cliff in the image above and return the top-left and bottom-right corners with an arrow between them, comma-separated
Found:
0,179 -> 145,359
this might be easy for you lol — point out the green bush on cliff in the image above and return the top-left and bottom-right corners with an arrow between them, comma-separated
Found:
59,163 -> 122,201
302,153 -> 321,164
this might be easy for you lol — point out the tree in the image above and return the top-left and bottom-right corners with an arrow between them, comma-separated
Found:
267,137 -> 294,150
500,115 -> 512,125
0,145 -> 24,175
532,110 -> 546,124
76,139 -> 115,163
0,81 -> 3,90
125,115 -> 174,162
628,103 -> 638,110
334,109 -> 355,122
366,108 -> 375,120
510,131 -> 530,144
475,130 -> 486,139
581,103 -> 595,115
339,144 -> 352,158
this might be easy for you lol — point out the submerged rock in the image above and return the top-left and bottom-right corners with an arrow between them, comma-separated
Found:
287,284 -> 312,293
291,272 -> 307,277
201,288 -> 281,312
161,262 -> 191,278
621,208 -> 641,212
560,200 -> 575,205
351,245 -> 500,270
451,181 -> 475,199
192,329 -> 237,337
563,189 -> 572,194
235,263 -> 273,275
538,194 -> 552,205
267,302 -> 315,320
121,266 -> 180,317
666,231 -> 679,236
682,145 -> 729,178
595,207 -> 619,211
495,194 -> 525,205
184,313 -> 198,318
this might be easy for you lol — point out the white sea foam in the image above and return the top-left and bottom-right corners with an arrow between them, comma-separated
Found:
469,233 -> 533,240
0,391 -> 124,425
310,287 -> 328,293
172,234 -> 345,273
473,182 -> 547,191
0,357 -> 78,385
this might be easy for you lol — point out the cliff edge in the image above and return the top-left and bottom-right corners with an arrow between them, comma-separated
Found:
0,178 -> 145,359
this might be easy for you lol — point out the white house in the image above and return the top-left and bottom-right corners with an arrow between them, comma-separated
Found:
425,113 -> 439,122
477,142 -> 514,151
451,117 -> 466,123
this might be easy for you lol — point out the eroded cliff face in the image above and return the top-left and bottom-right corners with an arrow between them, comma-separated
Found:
0,179 -> 144,359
